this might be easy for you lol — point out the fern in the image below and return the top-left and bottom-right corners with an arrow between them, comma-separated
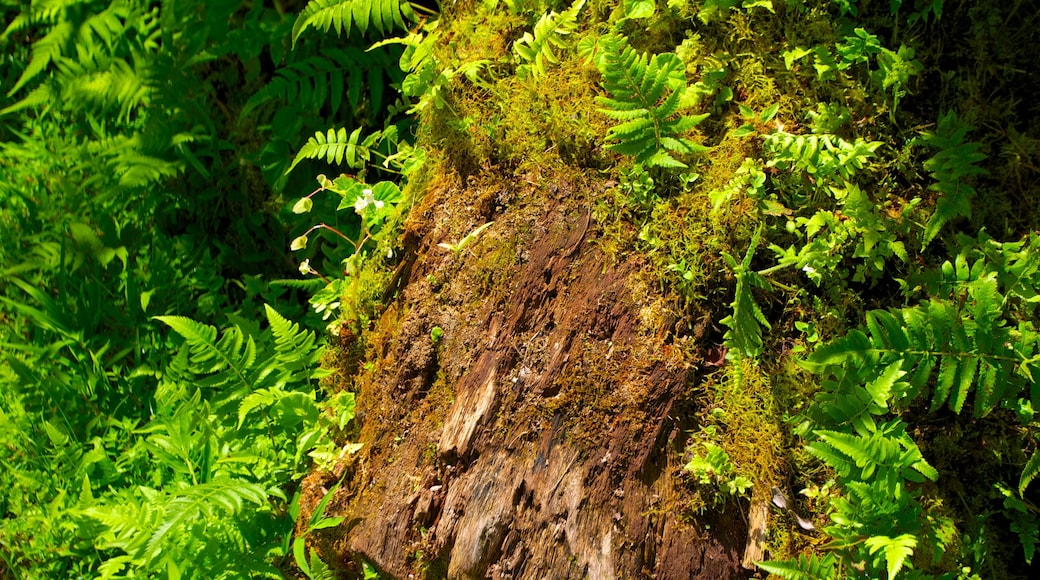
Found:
6,19 -> 73,97
513,0 -> 585,78
241,48 -> 397,119
763,131 -> 881,185
864,533 -> 918,579
757,553 -> 837,580
287,126 -> 385,174
920,111 -> 987,245
266,303 -> 329,382
808,419 -> 938,493
157,304 -> 326,407
596,34 -> 709,168
1021,443 -> 1040,495
720,225 -> 771,360
292,0 -> 417,46
805,284 -> 1038,418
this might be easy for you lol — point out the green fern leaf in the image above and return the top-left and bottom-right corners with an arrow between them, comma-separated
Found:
143,477 -> 268,564
7,20 -> 72,97
863,533 -> 916,579
596,35 -> 708,168
757,553 -> 837,579
242,48 -> 396,119
238,386 -> 291,429
920,111 -> 987,245
1020,444 -> 1040,496
264,303 -> 328,381
292,0 -> 417,47
513,0 -> 585,78
720,225 -> 771,360
287,127 -> 383,174
155,316 -> 256,393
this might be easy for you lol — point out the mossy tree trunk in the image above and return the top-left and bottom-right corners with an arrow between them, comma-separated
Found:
296,163 -> 752,579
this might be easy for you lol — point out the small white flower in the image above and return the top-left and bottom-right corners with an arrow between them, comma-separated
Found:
802,265 -> 816,275
354,188 -> 378,215
299,259 -> 313,275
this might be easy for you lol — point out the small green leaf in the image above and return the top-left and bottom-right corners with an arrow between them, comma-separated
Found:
293,538 -> 310,576
760,103 -> 780,122
732,124 -> 756,138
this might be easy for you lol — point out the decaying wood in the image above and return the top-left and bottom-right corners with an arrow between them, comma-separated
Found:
297,170 -> 752,579
741,492 -> 769,570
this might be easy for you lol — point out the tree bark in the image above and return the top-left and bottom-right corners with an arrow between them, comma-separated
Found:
298,166 -> 753,579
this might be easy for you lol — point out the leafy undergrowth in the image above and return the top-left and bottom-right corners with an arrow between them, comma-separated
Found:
3,0 -> 1040,578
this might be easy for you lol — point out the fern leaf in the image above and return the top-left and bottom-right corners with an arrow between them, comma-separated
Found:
596,35 -> 708,168
292,0 -> 416,46
920,111 -> 987,245
720,225 -> 770,359
242,48 -> 395,119
513,0 -> 585,78
155,316 -> 255,393
863,533 -> 916,579
238,386 -> 290,429
264,303 -> 328,381
1020,444 -> 1040,496
757,553 -> 837,580
143,478 -> 268,564
287,127 -> 383,174
7,19 -> 73,97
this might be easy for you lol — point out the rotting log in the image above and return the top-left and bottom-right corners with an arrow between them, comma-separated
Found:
297,167 -> 754,579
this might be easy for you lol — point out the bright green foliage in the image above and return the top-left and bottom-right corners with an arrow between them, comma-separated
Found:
808,302 -> 1031,417
763,132 -> 881,184
769,182 -> 909,284
786,230 -> 1040,577
920,112 -> 987,245
596,34 -> 709,168
684,441 -> 753,496
62,305 -> 336,576
807,273 -> 1039,418
513,0 -> 585,78
720,226 -> 771,360
373,21 -> 490,114
757,553 -> 837,580
694,0 -> 775,24
292,0 -> 417,46
288,127 -> 386,174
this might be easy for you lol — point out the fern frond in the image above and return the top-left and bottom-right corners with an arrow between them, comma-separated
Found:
241,48 -> 396,119
596,34 -> 708,168
513,0 -> 585,78
920,111 -> 986,245
142,477 -> 268,564
287,127 -> 384,174
757,553 -> 837,580
811,419 -> 937,493
1020,444 -> 1040,496
7,19 -> 73,96
264,303 -> 328,381
59,56 -> 150,122
155,316 -> 256,393
763,131 -> 881,184
292,0 -> 417,47
863,533 -> 917,579
805,274 -> 1035,418
720,225 -> 771,360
